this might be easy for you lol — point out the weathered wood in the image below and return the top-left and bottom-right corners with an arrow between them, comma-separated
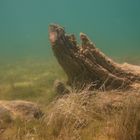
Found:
49,24 -> 140,90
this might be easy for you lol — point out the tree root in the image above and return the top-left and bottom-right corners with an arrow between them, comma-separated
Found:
49,24 -> 140,90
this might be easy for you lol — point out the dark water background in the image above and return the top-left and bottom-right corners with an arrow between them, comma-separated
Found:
0,0 -> 140,62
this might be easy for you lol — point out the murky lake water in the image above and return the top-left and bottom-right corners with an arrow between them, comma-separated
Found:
0,0 -> 140,62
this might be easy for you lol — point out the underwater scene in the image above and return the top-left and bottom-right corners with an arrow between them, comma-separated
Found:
0,0 -> 140,140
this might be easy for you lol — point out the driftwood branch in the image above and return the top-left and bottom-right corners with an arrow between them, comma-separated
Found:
49,24 -> 140,90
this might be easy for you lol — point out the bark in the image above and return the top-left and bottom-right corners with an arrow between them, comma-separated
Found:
49,24 -> 140,90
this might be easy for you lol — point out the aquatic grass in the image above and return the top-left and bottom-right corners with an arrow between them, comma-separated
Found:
112,97 -> 140,140
0,58 -> 140,140
0,58 -> 66,105
0,88 -> 139,140
1,88 -> 140,140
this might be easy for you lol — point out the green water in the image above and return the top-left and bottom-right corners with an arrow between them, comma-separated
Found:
0,0 -> 140,61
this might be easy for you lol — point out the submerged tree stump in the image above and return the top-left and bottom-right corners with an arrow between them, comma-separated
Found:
49,24 -> 140,90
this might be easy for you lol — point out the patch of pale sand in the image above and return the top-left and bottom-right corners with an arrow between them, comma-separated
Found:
0,81 -> 33,93
121,63 -> 140,75
14,81 -> 33,87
